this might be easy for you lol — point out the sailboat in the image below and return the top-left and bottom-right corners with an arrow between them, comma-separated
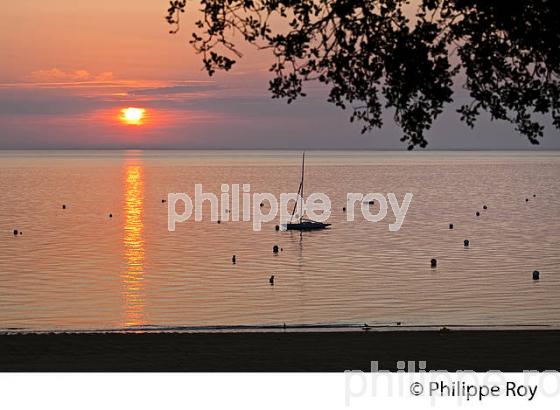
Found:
286,152 -> 331,231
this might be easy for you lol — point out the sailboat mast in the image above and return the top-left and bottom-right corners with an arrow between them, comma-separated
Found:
300,151 -> 305,222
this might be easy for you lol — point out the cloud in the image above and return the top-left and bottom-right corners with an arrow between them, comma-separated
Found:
26,68 -> 114,83
128,83 -> 219,96
1,69 -> 557,150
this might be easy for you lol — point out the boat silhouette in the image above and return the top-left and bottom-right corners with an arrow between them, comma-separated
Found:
286,152 -> 331,231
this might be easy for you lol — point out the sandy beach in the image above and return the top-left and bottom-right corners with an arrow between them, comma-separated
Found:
1,330 -> 559,372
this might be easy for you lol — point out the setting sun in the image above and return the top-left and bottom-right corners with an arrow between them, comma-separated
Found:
121,107 -> 146,125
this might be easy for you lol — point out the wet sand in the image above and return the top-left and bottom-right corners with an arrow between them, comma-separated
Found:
0,330 -> 559,372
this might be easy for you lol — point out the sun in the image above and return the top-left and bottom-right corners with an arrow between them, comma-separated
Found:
121,107 -> 146,125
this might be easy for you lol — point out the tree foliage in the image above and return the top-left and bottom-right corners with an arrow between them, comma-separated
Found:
167,0 -> 559,149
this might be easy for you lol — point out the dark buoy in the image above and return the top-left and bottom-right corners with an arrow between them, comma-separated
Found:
273,245 -> 279,253
269,275 -> 275,285
62,204 -> 66,209
232,255 -> 236,264
342,207 -> 346,212
532,270 -> 540,281
275,225 -> 280,231
483,205 -> 487,210
449,223 -> 454,229
13,229 -> 19,236
476,211 -> 480,217
464,239 -> 469,247
431,258 -> 437,268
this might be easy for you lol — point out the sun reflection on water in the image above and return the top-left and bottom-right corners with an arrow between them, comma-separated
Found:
123,162 -> 145,327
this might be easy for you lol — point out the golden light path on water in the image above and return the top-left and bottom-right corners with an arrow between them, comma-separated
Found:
123,161 -> 146,327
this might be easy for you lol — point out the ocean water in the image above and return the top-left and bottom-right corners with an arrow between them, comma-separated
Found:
0,150 -> 559,332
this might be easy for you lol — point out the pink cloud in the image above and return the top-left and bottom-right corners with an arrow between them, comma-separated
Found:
26,68 -> 114,83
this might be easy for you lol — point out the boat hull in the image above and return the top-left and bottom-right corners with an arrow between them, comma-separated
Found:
286,222 -> 331,231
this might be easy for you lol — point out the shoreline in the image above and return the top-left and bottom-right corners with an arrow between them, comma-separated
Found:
1,329 -> 559,372
1,323 -> 555,335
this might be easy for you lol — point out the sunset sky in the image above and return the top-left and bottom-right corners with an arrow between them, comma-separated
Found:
0,0 -> 558,150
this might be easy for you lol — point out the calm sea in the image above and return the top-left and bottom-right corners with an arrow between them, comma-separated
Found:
0,150 -> 559,332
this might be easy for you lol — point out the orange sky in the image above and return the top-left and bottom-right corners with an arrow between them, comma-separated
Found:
0,0 -> 557,149
2,0 -> 196,81
1,0 -> 274,82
